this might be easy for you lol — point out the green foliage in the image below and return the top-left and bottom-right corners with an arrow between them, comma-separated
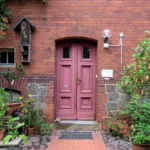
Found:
119,33 -> 150,144
0,102 -> 8,131
20,95 -> 38,128
0,88 -> 8,131
0,88 -> 9,104
3,117 -> 28,145
40,123 -> 53,135
1,63 -> 25,102
0,0 -> 11,39
132,132 -> 150,145
0,0 -> 47,39
2,63 -> 25,82
118,36 -> 150,97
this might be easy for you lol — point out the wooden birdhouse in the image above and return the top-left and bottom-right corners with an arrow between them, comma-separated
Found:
13,17 -> 36,63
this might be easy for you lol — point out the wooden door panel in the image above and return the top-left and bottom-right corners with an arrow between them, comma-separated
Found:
59,65 -> 72,93
80,65 -> 93,93
80,97 -> 93,109
77,43 -> 96,120
56,43 -> 76,119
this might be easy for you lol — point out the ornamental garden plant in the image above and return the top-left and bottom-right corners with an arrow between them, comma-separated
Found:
103,33 -> 150,148
119,32 -> 150,148
0,89 -> 53,146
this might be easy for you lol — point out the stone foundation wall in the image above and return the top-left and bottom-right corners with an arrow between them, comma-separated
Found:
105,84 -> 130,119
28,82 -> 54,122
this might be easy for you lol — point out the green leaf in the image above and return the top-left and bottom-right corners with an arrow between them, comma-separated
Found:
3,135 -> 13,144
20,135 -> 28,145
14,122 -> 25,129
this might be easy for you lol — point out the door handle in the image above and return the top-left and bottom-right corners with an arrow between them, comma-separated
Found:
77,77 -> 82,85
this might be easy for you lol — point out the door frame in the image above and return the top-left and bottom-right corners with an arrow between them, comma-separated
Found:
55,39 -> 98,120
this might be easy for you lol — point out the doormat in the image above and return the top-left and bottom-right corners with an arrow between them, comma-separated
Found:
59,132 -> 93,140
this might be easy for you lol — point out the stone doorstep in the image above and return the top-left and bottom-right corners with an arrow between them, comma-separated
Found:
0,137 -> 22,147
60,120 -> 98,125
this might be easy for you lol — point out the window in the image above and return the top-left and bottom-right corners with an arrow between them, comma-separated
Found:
63,47 -> 70,58
0,49 -> 14,66
83,47 -> 90,59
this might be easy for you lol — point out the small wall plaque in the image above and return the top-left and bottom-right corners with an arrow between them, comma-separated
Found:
102,70 -> 113,78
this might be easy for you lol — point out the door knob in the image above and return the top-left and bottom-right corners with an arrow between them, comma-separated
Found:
77,77 -> 82,85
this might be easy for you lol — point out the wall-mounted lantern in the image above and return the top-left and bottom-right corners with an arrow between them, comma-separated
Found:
13,17 -> 36,64
102,29 -> 124,73
102,29 -> 111,49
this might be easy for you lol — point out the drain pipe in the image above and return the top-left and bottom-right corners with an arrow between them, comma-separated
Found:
120,33 -> 124,74
120,33 -> 123,74
109,33 -> 124,74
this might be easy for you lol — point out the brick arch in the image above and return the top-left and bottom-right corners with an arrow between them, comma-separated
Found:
52,26 -> 100,41
0,78 -> 28,95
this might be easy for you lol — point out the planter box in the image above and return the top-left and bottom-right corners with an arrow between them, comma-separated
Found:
7,103 -> 21,116
132,142 -> 150,150
0,130 -> 5,141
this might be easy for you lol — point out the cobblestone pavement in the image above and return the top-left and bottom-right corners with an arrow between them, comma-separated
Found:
0,131 -> 132,150
101,131 -> 132,150
0,135 -> 51,150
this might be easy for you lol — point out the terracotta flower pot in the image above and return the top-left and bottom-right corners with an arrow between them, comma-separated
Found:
27,127 -> 35,136
132,142 -> 150,150
0,129 -> 5,141
7,103 -> 21,116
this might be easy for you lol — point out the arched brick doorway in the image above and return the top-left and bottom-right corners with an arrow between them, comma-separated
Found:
56,39 -> 97,120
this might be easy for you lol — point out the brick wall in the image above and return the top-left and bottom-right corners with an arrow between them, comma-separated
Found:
0,0 -> 149,122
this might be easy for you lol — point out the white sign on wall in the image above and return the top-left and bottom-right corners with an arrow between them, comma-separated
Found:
102,70 -> 113,78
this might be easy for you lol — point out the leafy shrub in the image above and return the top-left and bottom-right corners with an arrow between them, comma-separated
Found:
118,33 -> 150,144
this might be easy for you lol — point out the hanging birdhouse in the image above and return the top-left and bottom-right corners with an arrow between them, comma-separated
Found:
13,17 -> 36,63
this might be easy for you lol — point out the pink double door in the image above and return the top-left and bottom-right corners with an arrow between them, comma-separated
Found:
56,40 -> 96,120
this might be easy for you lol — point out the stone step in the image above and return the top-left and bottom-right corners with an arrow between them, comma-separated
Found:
54,122 -> 102,131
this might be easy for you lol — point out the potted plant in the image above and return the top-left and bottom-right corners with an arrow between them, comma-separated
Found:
129,100 -> 150,150
21,94 -> 37,136
0,101 -> 8,141
25,109 -> 38,136
1,63 -> 25,115
0,88 -> 8,141
3,117 -> 27,145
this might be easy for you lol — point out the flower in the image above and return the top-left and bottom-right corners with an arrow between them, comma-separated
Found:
102,124 -> 107,131
114,122 -> 117,125
20,104 -> 24,108
28,94 -> 32,97
19,96 -> 23,100
123,120 -> 127,124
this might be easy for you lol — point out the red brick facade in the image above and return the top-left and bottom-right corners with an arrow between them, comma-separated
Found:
0,0 -> 149,122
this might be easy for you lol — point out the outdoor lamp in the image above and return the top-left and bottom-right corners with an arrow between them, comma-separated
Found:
102,29 -> 111,49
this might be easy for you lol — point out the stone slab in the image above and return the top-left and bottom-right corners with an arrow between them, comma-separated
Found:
0,137 -> 22,147
107,92 -> 119,101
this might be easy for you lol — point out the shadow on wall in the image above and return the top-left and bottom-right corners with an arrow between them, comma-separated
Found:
5,89 -> 21,101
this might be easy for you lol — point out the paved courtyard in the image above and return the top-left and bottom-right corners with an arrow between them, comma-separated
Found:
46,131 -> 107,150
